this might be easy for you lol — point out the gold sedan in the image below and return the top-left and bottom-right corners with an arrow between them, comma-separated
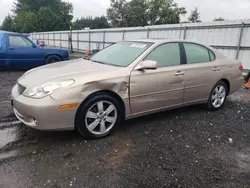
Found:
11,39 -> 243,138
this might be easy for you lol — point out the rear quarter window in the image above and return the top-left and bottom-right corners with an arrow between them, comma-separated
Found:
209,50 -> 216,61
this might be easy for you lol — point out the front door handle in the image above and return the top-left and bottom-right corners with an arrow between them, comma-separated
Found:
175,71 -> 185,76
213,67 -> 220,71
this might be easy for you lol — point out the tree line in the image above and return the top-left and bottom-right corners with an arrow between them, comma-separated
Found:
0,0 -> 226,33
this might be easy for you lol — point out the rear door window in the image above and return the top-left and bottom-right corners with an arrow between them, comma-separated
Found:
183,43 -> 213,64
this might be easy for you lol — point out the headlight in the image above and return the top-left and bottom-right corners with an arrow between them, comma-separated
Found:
23,80 -> 75,99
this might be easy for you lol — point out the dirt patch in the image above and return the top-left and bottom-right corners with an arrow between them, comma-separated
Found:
104,138 -> 133,169
236,151 -> 250,173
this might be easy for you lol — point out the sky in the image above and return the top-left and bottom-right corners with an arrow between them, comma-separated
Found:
0,0 -> 249,24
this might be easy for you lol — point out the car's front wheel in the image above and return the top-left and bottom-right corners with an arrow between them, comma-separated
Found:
45,55 -> 61,64
206,81 -> 228,110
75,93 -> 123,139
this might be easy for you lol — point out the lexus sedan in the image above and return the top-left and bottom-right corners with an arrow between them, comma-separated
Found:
11,39 -> 243,138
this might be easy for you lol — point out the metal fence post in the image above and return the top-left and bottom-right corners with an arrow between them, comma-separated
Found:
68,31 -> 70,50
88,31 -> 91,51
48,33 -> 50,46
147,27 -> 150,38
179,23 -> 182,39
103,30 -> 106,49
236,22 -> 244,60
122,30 -> 125,40
77,31 -> 79,52
53,32 -> 55,47
59,32 -> 62,49
183,26 -> 187,40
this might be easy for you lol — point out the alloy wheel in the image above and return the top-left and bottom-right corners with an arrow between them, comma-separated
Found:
85,100 -> 117,135
211,85 -> 226,108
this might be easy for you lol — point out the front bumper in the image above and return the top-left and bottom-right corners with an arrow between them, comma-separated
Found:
11,85 -> 79,131
64,56 -> 70,61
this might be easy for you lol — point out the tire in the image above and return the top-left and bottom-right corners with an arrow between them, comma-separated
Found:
45,55 -> 61,64
206,81 -> 228,110
75,93 -> 123,139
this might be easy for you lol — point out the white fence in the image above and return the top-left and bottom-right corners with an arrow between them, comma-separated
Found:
30,20 -> 250,69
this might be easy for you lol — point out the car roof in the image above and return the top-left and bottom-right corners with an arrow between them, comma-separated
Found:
128,38 -> 206,45
125,38 -> 225,58
0,30 -> 30,36
0,30 -> 18,35
129,38 -> 172,43
127,38 -> 213,49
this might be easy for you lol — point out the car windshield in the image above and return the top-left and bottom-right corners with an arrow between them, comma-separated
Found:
90,41 -> 152,67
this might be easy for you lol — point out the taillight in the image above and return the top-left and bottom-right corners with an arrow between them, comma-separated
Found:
239,65 -> 243,72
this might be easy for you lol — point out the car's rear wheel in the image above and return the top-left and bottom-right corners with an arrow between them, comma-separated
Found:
206,81 -> 228,110
75,93 -> 122,139
45,55 -> 61,64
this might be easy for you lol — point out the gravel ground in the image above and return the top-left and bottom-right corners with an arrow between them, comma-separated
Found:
0,71 -> 250,188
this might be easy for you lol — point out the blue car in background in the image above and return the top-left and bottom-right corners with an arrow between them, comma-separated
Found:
0,30 -> 69,69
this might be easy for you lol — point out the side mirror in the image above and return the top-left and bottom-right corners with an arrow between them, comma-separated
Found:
32,44 -> 37,48
135,60 -> 158,71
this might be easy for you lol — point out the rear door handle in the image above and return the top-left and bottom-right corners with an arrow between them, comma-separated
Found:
175,71 -> 185,76
213,67 -> 220,71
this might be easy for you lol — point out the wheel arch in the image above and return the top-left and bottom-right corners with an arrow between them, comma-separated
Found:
45,54 -> 63,63
74,90 -> 126,127
219,78 -> 230,95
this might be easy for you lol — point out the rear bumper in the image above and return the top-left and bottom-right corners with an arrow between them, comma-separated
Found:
229,76 -> 245,95
243,70 -> 250,81
11,85 -> 79,131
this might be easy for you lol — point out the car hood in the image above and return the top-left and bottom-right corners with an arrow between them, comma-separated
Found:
18,58 -> 120,87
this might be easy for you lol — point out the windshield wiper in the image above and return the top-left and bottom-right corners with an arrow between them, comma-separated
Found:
90,60 -> 124,67
90,60 -> 106,64
83,56 -> 91,60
